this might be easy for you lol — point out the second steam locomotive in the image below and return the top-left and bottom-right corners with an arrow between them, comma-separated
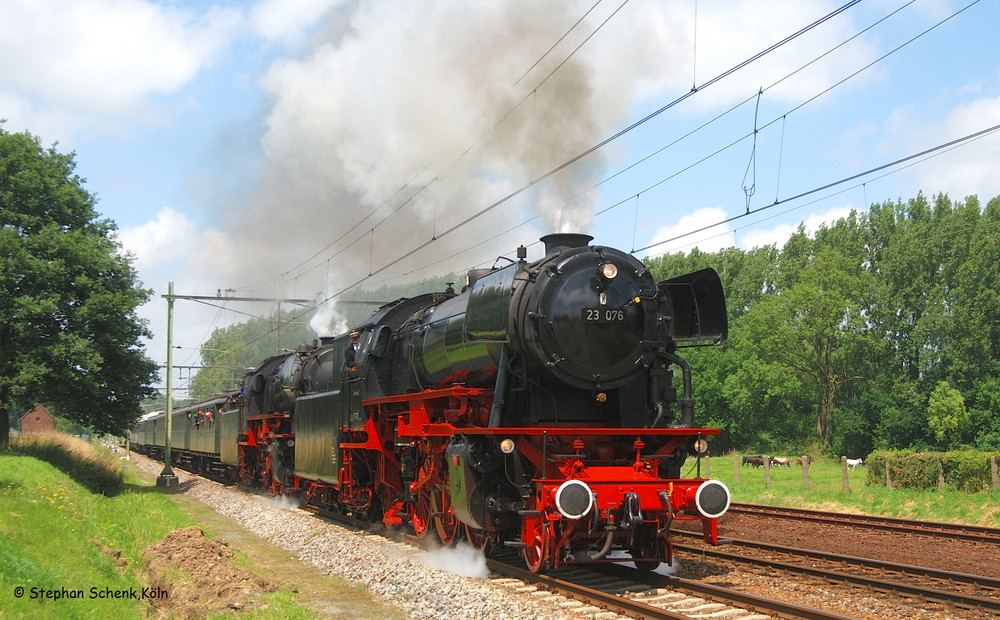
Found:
133,233 -> 731,571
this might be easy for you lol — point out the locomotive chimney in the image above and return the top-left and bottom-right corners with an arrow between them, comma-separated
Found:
540,233 -> 593,255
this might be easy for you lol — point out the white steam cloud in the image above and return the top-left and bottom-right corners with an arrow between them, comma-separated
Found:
220,0 -> 691,330
417,543 -> 489,579
308,297 -> 350,336
257,493 -> 304,511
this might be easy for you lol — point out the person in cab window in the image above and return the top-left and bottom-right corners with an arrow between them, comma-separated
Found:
345,330 -> 361,369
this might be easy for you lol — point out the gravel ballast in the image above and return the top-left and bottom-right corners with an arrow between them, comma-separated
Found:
130,456 -> 617,619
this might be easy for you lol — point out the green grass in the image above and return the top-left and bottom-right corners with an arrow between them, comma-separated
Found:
0,434 -> 360,619
0,452 -> 165,618
697,452 -> 1000,527
6,433 -> 126,496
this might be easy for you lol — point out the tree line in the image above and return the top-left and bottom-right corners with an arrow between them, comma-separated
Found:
647,193 -> 1000,457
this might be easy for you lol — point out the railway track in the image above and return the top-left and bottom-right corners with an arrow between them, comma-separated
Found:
304,500 -> 863,619
295,497 -> 1000,618
673,529 -> 1000,594
673,539 -> 1000,616
728,502 -> 1000,544
143,453 -> 999,619
486,553 -> 859,620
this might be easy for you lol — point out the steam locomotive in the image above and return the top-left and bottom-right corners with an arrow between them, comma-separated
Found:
132,233 -> 731,572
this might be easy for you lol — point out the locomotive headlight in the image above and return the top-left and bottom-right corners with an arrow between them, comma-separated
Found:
693,438 -> 709,454
599,263 -> 618,280
499,438 -> 516,454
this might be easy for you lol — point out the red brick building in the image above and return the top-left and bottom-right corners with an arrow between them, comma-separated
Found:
19,404 -> 57,434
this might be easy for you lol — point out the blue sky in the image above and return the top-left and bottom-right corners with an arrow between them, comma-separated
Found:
3,0 -> 999,396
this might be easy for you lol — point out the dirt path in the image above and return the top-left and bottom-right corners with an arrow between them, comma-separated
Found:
128,459 -> 406,619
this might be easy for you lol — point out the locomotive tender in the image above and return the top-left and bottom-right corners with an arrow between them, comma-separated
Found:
133,233 -> 731,571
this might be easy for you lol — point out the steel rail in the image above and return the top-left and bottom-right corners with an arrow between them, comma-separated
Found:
729,503 -> 1000,544
488,557 -> 860,620
673,529 -> 1000,590
673,541 -> 1000,612
594,562 -> 860,620
486,558 -> 691,620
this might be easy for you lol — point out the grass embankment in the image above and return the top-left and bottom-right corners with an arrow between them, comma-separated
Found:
0,433 -> 400,619
698,452 -> 1000,527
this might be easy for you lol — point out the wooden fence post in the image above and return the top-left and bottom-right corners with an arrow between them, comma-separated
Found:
802,456 -> 810,489
885,457 -> 893,490
764,455 -> 771,487
992,456 -> 999,490
937,457 -> 946,490
733,451 -> 740,484
841,455 -> 850,492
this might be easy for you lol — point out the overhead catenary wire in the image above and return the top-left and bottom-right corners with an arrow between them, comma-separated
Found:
587,0 -> 976,235
666,123 -> 1000,257
374,0 -> 919,282
632,122 -> 1000,255
265,167 -> 432,287
583,0 -> 924,210
183,114 -> 1000,378
357,112 -> 1000,291
510,0 -> 606,90
742,88 -> 763,214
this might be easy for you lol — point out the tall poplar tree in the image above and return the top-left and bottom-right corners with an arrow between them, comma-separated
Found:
0,126 -> 158,446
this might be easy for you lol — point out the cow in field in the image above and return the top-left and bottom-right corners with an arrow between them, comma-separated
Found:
742,456 -> 765,468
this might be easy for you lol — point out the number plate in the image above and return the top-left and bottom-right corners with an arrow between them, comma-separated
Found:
581,308 -> 626,323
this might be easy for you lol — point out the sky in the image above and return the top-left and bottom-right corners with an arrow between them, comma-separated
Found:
3,0 -> 1000,397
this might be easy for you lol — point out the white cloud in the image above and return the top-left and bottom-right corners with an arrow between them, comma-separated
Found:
118,207 -> 246,291
118,207 -> 198,272
643,207 -> 736,257
249,0 -> 345,44
643,203 -> 857,258
739,204 -> 855,250
910,95 -> 1000,200
0,0 -> 240,138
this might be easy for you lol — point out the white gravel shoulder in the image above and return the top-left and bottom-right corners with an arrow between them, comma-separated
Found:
129,456 -> 621,619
